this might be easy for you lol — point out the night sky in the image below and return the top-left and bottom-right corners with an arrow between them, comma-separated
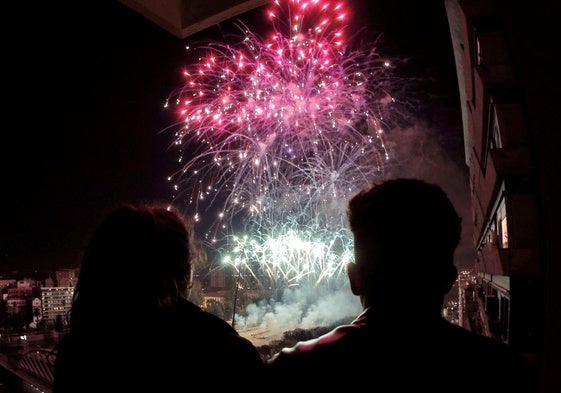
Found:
2,1 -> 471,276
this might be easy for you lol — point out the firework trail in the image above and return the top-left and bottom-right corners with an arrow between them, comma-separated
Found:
166,0 -> 404,290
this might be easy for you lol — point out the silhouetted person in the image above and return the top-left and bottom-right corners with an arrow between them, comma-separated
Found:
267,178 -> 538,392
53,204 -> 264,392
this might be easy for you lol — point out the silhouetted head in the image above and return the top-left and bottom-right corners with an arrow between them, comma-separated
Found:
347,178 -> 461,311
70,203 -> 194,330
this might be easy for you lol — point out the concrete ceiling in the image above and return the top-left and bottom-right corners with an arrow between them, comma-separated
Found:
119,0 -> 269,38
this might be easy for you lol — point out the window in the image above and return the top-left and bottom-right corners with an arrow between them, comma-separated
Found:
497,198 -> 508,248
490,107 -> 502,149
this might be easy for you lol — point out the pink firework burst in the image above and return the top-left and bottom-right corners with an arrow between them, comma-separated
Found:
165,0 -> 404,286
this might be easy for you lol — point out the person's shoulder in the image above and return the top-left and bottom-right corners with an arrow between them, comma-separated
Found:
176,298 -> 240,334
444,322 -> 516,352
175,298 -> 261,346
440,321 -> 504,350
442,322 -> 537,378
268,322 -> 366,368
173,299 -> 264,367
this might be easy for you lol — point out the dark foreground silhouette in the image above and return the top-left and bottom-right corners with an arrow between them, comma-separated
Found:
53,204 -> 264,392
267,178 -> 538,392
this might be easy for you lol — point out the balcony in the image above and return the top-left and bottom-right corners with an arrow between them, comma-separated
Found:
478,241 -> 539,275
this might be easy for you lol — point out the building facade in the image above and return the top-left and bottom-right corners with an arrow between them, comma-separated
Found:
40,286 -> 74,328
55,268 -> 79,288
445,0 -> 560,391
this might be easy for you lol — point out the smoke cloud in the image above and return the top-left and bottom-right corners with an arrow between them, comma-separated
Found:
236,279 -> 361,341
235,122 -> 473,340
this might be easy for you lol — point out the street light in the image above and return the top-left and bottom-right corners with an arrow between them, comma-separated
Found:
231,271 -> 241,329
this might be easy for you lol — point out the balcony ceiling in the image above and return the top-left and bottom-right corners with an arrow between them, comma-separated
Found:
119,0 -> 269,38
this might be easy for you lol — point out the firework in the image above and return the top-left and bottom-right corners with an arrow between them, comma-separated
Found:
166,0 -> 402,288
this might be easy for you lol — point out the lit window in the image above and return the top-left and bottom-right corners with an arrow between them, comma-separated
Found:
497,199 -> 508,248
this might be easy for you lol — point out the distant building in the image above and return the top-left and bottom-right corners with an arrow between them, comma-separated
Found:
44,277 -> 55,287
4,280 -> 34,315
55,268 -> 79,287
0,277 -> 16,291
31,297 -> 42,324
40,286 -> 74,327
202,291 -> 228,309
209,268 -> 226,288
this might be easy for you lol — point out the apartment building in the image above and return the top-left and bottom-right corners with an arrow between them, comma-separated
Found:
445,0 -> 559,390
